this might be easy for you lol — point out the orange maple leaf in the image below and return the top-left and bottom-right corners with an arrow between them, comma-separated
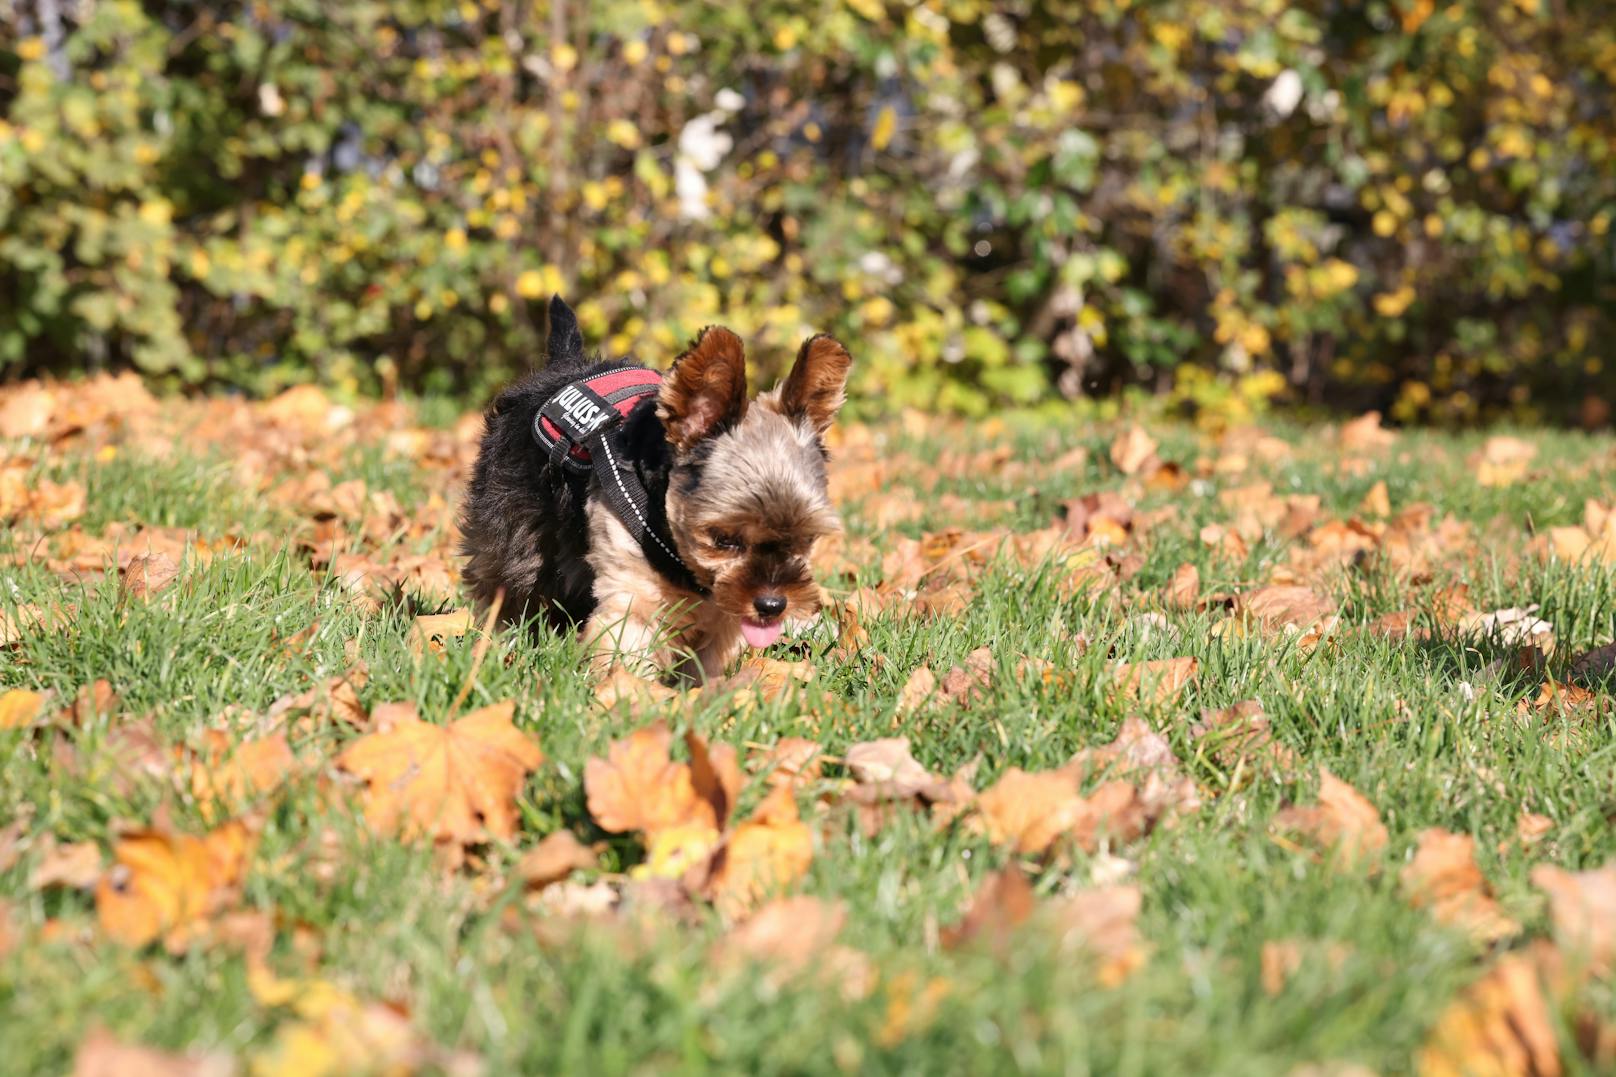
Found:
335,701 -> 543,845
95,820 -> 255,949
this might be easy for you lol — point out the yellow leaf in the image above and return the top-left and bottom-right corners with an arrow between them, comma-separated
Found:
871,105 -> 897,151
0,689 -> 47,730
605,119 -> 641,149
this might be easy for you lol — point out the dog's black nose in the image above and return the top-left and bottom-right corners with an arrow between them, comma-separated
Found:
752,594 -> 787,619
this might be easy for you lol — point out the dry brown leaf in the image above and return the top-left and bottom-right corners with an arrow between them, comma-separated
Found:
975,768 -> 1085,855
592,667 -> 677,711
1236,585 -> 1338,634
518,831 -> 600,890
1190,700 -> 1298,777
335,701 -> 543,846
268,672 -> 368,731
845,737 -> 940,796
942,863 -> 1036,950
1339,412 -> 1397,453
1416,946 -> 1562,1077
71,1029 -> 235,1077
1272,769 -> 1388,870
121,553 -> 181,600
407,609 -> 473,658
1110,657 -> 1198,707
584,721 -> 707,836
0,687 -> 48,730
29,837 -> 102,891
687,730 -> 743,831
751,737 -> 823,790
95,819 -> 256,950
190,732 -> 297,812
1462,606 -> 1556,655
718,896 -> 870,997
938,646 -> 995,705
1165,562 -> 1200,611
703,786 -> 813,918
1400,829 -> 1520,944
1569,641 -> 1616,684
1359,480 -> 1392,518
1262,940 -> 1303,997
1471,435 -> 1538,488
1109,425 -> 1159,476
896,665 -> 938,716
1531,861 -> 1616,978
1045,884 -> 1146,986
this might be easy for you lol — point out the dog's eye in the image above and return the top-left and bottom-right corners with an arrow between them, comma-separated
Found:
711,532 -> 745,552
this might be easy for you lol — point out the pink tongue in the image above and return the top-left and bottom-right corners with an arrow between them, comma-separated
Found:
741,618 -> 784,649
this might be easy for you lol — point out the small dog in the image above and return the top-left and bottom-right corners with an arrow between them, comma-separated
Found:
460,296 -> 852,681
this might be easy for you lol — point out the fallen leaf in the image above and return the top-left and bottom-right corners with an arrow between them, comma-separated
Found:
942,863 -> 1035,950
718,895 -> 870,997
1462,606 -> 1556,655
1165,563 -> 1200,611
1272,769 -> 1388,870
896,665 -> 938,716
71,1029 -> 235,1077
593,667 -> 678,711
121,553 -> 181,600
95,819 -> 255,949
1235,585 -> 1337,634
702,786 -> 813,917
335,701 -> 543,846
1045,884 -> 1146,986
29,837 -> 102,890
1470,435 -> 1538,488
0,688 -> 47,730
268,672 -> 368,731
1400,829 -> 1520,944
1359,480 -> 1392,518
1339,412 -> 1397,453
407,609 -> 473,658
751,737 -> 822,790
190,733 -> 296,812
687,730 -> 743,831
845,737 -> 940,796
975,768 -> 1085,855
1190,700 -> 1298,777
937,646 -> 995,705
1110,657 -> 1198,707
1531,861 -> 1616,978
584,721 -> 709,836
1109,425 -> 1159,476
518,831 -> 599,890
1261,940 -> 1303,997
1569,641 -> 1616,684
1416,946 -> 1562,1077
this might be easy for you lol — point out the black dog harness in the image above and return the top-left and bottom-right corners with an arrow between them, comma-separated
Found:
532,368 -> 708,596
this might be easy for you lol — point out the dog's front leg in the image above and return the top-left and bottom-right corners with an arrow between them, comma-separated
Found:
583,600 -> 664,678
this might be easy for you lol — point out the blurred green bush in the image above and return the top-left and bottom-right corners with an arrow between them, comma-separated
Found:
2,0 -> 1614,422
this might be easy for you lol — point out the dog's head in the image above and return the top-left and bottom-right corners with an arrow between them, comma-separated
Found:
657,326 -> 852,648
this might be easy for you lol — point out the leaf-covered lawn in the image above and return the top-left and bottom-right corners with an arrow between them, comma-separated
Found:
3,378 -> 1616,1075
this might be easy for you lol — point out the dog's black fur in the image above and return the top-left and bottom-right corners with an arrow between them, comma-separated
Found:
459,297 -> 678,629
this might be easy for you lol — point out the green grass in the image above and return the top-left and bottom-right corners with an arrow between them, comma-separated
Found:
3,403 -> 1616,1075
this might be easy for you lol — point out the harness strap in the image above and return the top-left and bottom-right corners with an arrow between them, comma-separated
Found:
532,368 -> 709,597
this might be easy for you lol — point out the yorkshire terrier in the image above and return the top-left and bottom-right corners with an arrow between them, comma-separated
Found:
460,296 -> 852,681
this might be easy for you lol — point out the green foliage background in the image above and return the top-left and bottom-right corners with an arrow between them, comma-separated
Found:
3,0 -> 1615,421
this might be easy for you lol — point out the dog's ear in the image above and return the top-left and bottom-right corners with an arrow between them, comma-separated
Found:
777,334 -> 852,436
659,326 -> 748,452
546,295 -> 585,364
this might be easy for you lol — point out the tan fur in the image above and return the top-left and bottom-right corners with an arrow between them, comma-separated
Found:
590,329 -> 851,683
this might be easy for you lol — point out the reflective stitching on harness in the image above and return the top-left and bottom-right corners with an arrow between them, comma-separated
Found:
595,433 -> 694,579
